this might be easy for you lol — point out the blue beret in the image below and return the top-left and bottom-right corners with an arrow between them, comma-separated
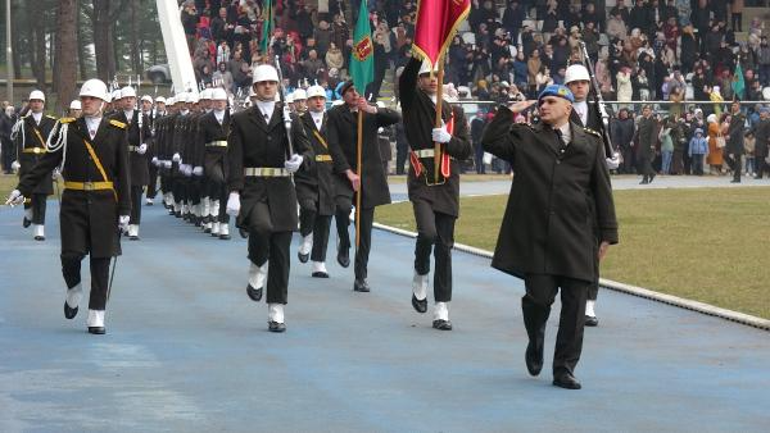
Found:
538,84 -> 574,104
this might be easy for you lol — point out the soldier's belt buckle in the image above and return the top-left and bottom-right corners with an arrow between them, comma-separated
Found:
33,147 -> 42,154
83,182 -> 94,191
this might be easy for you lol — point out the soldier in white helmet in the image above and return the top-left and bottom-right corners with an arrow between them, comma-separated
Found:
10,90 -> 57,240
140,95 -> 159,206
292,88 -> 308,114
200,87 -> 232,239
6,78 -> 131,335
294,85 -> 336,278
68,100 -> 82,118
226,64 -> 312,332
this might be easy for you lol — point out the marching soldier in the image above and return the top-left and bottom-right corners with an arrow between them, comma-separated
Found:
6,79 -> 131,335
292,89 -> 308,114
141,95 -> 160,206
226,64 -> 312,332
294,85 -> 336,277
482,85 -> 618,389
399,58 -> 472,330
114,86 -> 151,240
11,90 -> 57,241
565,64 -> 604,327
200,88 -> 232,239
326,82 -> 401,293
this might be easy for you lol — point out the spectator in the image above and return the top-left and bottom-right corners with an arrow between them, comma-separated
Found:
688,128 -> 709,175
707,113 -> 726,174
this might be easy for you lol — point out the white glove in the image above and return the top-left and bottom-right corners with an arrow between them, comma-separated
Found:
137,143 -> 148,155
5,189 -> 24,206
183,164 -> 193,177
163,160 -> 172,169
192,166 -> 204,176
284,154 -> 304,173
11,160 -> 20,172
605,152 -> 621,170
52,168 -> 63,182
172,153 -> 181,163
226,192 -> 241,216
118,215 -> 130,233
151,157 -> 160,166
431,125 -> 452,143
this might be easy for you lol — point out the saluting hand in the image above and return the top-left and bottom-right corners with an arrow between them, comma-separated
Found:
507,100 -> 536,114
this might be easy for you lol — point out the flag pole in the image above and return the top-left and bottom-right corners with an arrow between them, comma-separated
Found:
434,59 -> 444,184
355,109 -> 363,248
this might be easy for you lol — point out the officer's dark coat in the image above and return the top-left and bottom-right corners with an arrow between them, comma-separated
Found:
481,107 -> 618,283
227,103 -> 312,232
15,114 -> 56,195
16,117 -> 131,258
727,112 -> 745,155
113,110 -> 151,186
200,110 -> 231,184
636,115 -> 657,159
294,111 -> 336,216
326,104 -> 400,209
399,57 -> 473,217
753,117 -> 770,158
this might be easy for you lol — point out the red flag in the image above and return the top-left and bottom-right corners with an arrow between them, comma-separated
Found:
412,0 -> 471,68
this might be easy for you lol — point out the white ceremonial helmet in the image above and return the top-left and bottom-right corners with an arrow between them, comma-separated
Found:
69,100 -> 82,110
285,93 -> 295,104
141,95 -> 154,104
199,88 -> 212,100
293,88 -> 308,101
211,88 -> 228,101
28,90 -> 46,102
252,64 -> 280,83
120,86 -> 137,99
156,96 -> 167,104
306,85 -> 326,99
187,92 -> 199,104
175,92 -> 187,104
79,79 -> 110,101
111,89 -> 122,102
418,59 -> 439,76
564,64 -> 590,84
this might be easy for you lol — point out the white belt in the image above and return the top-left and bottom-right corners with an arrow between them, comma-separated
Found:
206,140 -> 228,147
244,167 -> 290,177
413,149 -> 436,158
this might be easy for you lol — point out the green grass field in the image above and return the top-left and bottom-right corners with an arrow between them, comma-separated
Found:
376,188 -> 770,319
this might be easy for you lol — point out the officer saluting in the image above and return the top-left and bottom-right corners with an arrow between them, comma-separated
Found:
11,90 -> 57,241
398,57 -> 472,330
226,64 -> 311,332
6,79 -> 131,335
482,85 -> 618,389
325,82 -> 401,292
294,85 -> 336,278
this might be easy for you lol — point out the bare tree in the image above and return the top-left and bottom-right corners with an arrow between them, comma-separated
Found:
54,0 -> 78,114
89,0 -> 128,82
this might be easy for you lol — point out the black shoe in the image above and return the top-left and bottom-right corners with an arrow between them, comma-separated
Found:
175,211 -> 182,218
730,179 -> 741,183
246,284 -> 263,302
203,227 -> 212,233
129,235 -> 140,241
64,302 -> 78,320
411,294 -> 427,314
337,248 -> 350,268
525,339 -> 544,376
649,173 -> 656,184
22,217 -> 31,228
353,279 -> 370,292
239,228 -> 249,239
298,251 -> 310,263
639,179 -> 648,185
34,236 -> 45,241
88,326 -> 106,335
268,321 -> 286,333
432,319 -> 453,331
553,372 -> 582,390
219,234 -> 231,240
312,271 -> 329,278
584,315 -> 599,327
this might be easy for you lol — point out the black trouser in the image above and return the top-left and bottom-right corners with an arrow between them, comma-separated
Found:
475,141 -> 486,174
217,184 -> 230,224
247,202 -> 290,304
522,274 -> 589,376
396,141 -> 408,175
129,185 -> 143,224
1,139 -> 13,172
756,155 -> 767,179
146,165 -> 159,200
25,193 -> 47,225
61,252 -> 111,311
336,201 -> 374,281
638,154 -> 654,181
413,200 -> 455,302
726,152 -> 742,181
299,199 -> 333,262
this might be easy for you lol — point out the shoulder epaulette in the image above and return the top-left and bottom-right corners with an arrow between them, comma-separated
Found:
46,114 -> 57,120
583,127 -> 602,139
59,117 -> 76,124
109,119 -> 127,129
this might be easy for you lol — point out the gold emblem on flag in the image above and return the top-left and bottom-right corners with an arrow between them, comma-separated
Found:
353,36 -> 373,61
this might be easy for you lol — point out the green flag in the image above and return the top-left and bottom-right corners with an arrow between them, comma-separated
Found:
732,61 -> 745,100
261,0 -> 273,53
349,0 -> 374,96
